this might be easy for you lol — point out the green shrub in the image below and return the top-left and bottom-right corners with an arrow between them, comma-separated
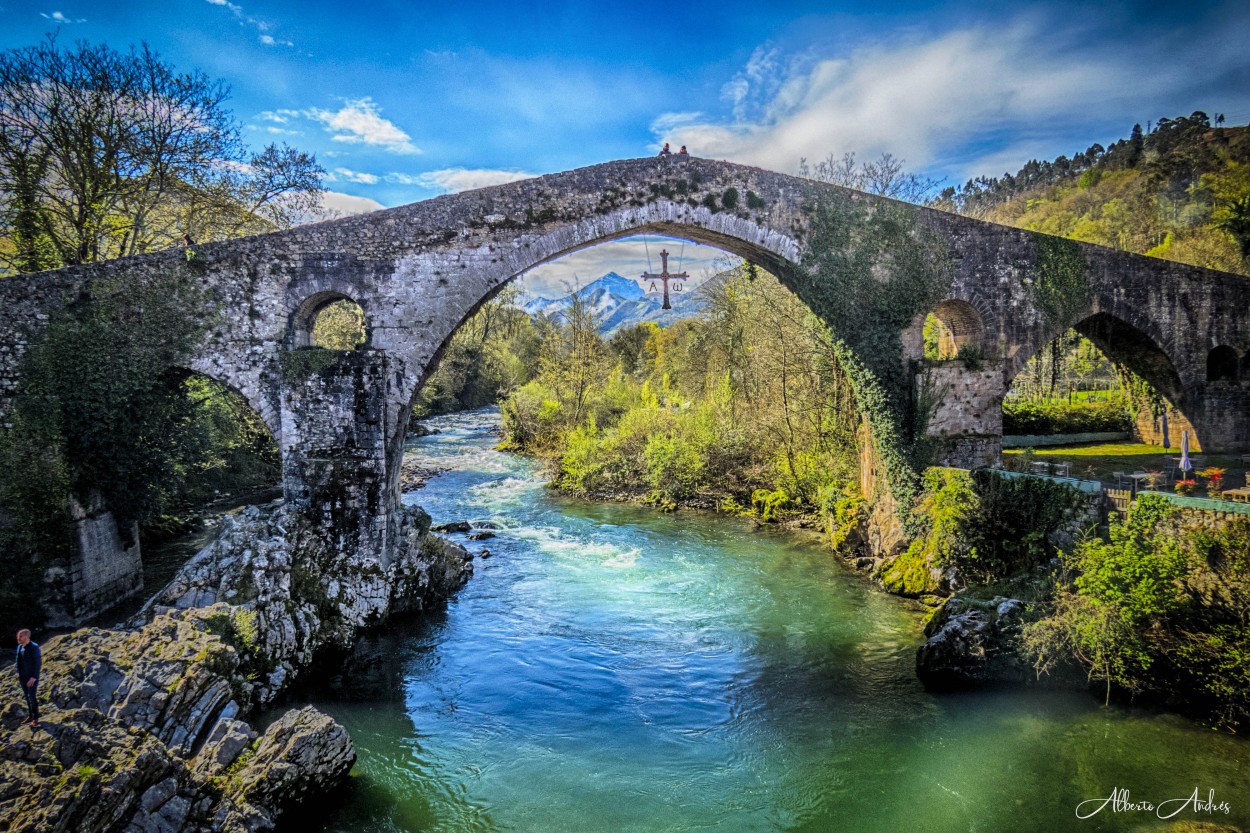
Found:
750,488 -> 790,522
821,483 -> 865,551
1002,397 -> 1131,435
1023,498 -> 1250,727
643,433 -> 705,501
880,546 -> 940,595
967,469 -> 1086,579
559,417 -> 609,494
1023,494 -> 1186,704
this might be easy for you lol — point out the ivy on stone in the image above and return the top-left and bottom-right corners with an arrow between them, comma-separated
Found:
1029,234 -> 1091,332
792,194 -> 954,530
0,263 -> 213,628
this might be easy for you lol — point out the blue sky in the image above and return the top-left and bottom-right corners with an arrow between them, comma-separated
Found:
4,1 -> 1249,295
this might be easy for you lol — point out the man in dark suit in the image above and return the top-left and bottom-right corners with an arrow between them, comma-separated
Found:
15,629 -> 41,728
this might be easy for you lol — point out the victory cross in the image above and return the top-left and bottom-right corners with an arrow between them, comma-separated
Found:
639,249 -> 688,310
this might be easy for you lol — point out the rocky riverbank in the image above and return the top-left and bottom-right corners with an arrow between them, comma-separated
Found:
0,500 -> 471,832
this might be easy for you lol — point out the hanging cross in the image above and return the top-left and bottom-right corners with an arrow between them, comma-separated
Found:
640,249 -> 688,310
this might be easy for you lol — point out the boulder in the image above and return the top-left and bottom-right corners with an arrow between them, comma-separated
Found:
224,707 -> 354,813
915,597 -> 1031,689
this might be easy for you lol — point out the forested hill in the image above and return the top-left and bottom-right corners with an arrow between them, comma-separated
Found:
932,112 -> 1250,275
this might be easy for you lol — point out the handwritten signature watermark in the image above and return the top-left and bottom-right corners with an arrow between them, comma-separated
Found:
1077,787 -> 1232,820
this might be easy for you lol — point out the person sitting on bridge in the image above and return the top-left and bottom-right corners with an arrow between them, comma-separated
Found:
658,143 -> 671,157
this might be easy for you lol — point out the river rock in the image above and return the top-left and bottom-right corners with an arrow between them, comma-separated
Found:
433,521 -> 472,533
466,530 -> 494,540
140,500 -> 472,707
915,597 -> 1031,689
399,458 -> 448,492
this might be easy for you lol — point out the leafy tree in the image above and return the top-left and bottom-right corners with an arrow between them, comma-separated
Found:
1023,495 -> 1187,705
1215,195 -> 1250,259
501,262 -> 859,516
414,283 -> 540,417
312,300 -> 367,350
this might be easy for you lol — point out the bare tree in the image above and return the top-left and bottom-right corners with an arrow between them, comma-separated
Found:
0,35 -> 323,274
798,151 -> 942,204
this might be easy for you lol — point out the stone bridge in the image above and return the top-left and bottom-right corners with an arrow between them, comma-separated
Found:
2,156 -> 1248,619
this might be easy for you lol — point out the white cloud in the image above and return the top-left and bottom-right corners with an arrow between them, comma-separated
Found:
287,190 -> 385,225
205,0 -> 243,15
411,167 -> 536,193
652,14 -> 1249,182
204,0 -> 292,47
384,173 -> 425,186
326,167 -> 380,185
257,109 -> 300,124
308,98 -> 419,154
41,10 -> 85,22
318,190 -> 384,217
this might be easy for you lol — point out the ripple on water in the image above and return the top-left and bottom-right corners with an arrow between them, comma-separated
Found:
306,408 -> 1250,833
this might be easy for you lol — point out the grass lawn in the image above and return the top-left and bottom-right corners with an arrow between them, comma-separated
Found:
1003,441 -> 1248,488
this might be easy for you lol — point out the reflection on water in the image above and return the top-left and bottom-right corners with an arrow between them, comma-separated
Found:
300,409 -> 1249,833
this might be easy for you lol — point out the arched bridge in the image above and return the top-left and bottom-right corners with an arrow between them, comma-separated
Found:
2,156 -> 1248,617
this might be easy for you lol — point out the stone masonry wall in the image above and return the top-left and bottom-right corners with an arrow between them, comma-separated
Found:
918,361 -> 1004,468
1134,403 -> 1203,450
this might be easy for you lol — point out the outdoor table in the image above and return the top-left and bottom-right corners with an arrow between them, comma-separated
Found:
1222,487 -> 1250,503
1030,461 -> 1050,475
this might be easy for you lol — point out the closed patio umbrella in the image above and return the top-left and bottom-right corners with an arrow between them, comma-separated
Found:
1161,409 -> 1171,453
1180,430 -> 1192,475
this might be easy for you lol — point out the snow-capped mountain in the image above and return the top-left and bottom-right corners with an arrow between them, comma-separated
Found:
520,271 -> 705,333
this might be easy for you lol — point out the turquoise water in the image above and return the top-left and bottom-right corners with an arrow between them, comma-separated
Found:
302,409 -> 1248,833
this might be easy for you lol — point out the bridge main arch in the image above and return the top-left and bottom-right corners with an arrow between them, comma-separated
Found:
403,212 -> 807,406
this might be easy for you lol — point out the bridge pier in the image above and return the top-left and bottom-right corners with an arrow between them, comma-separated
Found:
278,349 -> 411,563
1191,383 -> 1250,452
915,360 -> 1006,469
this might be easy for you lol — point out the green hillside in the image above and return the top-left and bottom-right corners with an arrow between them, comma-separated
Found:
934,112 -> 1250,275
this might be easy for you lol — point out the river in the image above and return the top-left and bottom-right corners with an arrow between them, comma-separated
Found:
298,408 -> 1248,833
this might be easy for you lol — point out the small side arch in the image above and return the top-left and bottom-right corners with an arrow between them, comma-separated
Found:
925,299 -> 986,359
289,291 -> 370,350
